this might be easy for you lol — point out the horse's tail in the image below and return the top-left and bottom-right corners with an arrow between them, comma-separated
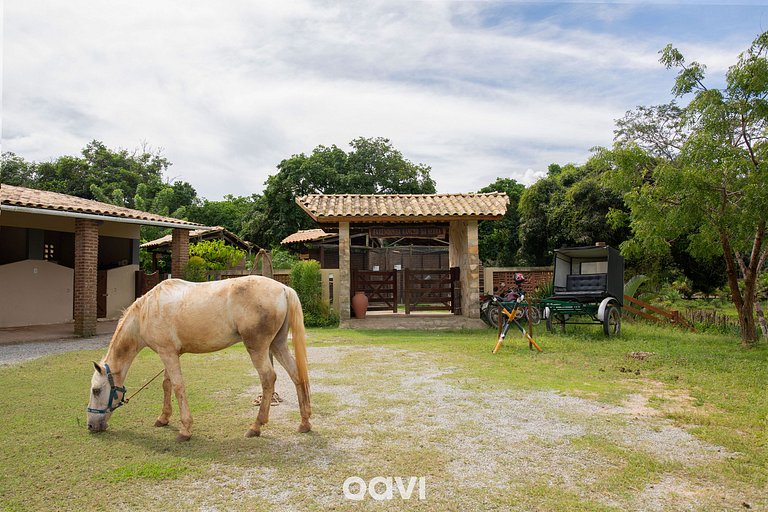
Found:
286,287 -> 310,404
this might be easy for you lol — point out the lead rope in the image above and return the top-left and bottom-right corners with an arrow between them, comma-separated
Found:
124,368 -> 166,404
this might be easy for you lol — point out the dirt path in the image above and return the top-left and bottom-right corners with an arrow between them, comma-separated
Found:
174,344 -> 751,511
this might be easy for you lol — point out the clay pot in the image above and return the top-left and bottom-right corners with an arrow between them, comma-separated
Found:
352,291 -> 369,319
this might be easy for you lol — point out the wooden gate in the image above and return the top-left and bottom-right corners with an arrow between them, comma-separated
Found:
403,268 -> 458,314
352,270 -> 398,313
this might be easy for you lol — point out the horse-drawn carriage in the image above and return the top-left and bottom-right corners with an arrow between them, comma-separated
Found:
541,244 -> 624,336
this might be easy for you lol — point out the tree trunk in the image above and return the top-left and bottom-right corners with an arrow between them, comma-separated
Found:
720,232 -> 758,344
755,302 -> 768,337
738,297 -> 759,345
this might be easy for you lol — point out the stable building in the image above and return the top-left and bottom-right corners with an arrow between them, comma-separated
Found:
0,184 -> 202,335
295,193 -> 508,326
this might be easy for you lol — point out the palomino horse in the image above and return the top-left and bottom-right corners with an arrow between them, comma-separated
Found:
86,276 -> 311,441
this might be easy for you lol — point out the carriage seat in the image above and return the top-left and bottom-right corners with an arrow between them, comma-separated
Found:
552,273 -> 608,301
566,273 -> 607,292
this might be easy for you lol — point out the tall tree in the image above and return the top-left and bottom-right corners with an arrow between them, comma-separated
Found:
518,166 -> 563,266
187,195 -> 257,239
0,153 -> 36,186
7,140 -> 175,210
518,163 -> 629,266
478,178 -> 525,266
605,32 -> 768,344
245,137 -> 436,247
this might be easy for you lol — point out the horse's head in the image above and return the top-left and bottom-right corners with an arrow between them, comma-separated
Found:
86,362 -> 126,432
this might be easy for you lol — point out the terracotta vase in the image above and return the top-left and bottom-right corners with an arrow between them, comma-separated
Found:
352,291 -> 369,319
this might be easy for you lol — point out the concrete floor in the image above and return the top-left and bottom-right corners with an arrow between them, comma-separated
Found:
341,311 -> 486,330
0,320 -> 118,346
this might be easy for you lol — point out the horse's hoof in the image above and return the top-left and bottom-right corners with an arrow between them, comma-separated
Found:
154,420 -> 168,428
245,429 -> 261,438
176,434 -> 191,442
298,422 -> 312,433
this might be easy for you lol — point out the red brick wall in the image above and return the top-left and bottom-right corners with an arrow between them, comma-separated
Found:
74,219 -> 98,336
171,229 -> 190,278
491,268 -> 553,297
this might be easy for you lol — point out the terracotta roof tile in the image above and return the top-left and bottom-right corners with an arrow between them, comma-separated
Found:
141,226 -> 252,250
280,229 -> 334,245
296,193 -> 509,222
1,184 -> 203,228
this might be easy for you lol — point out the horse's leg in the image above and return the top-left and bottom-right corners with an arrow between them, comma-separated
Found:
271,337 -> 312,433
154,370 -> 172,427
244,346 -> 276,438
157,352 -> 193,442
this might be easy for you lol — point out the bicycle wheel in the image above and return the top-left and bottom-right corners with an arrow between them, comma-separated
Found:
528,306 -> 541,325
488,305 -> 500,327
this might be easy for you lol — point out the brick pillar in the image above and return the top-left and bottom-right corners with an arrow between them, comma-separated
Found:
466,220 -> 481,319
74,219 -> 99,336
449,220 -> 481,319
171,229 -> 190,279
338,222 -> 351,320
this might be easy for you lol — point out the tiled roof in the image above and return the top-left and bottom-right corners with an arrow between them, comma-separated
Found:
1,184 -> 203,228
141,226 -> 252,250
296,193 -> 509,222
281,229 -> 334,245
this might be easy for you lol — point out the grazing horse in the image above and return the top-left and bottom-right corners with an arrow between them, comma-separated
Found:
86,276 -> 311,441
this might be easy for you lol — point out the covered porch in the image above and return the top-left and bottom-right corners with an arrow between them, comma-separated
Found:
295,193 -> 509,328
0,184 -> 203,336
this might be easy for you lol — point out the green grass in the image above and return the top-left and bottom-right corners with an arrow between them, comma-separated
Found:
0,323 -> 765,511
100,460 -> 189,483
311,323 -> 768,488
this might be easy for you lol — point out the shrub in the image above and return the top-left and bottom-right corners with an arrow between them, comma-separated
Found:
289,260 -> 338,327
189,240 -> 245,271
184,256 -> 209,282
271,246 -> 299,269
672,278 -> 694,299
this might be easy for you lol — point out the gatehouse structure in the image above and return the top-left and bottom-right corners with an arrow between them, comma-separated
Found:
295,193 -> 509,326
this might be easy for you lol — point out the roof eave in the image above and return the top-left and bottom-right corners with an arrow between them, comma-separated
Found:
1,204 -> 206,230
309,214 -> 506,224
295,196 -> 320,222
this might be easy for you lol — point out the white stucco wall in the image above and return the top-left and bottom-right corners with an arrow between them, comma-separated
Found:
106,265 -> 139,319
0,260 -> 74,327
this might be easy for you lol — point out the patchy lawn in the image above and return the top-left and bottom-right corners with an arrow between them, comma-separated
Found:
0,324 -> 766,511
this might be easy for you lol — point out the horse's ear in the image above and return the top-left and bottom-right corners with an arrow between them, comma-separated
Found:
93,362 -> 104,375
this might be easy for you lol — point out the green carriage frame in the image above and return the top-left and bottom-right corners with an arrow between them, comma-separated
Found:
540,245 -> 624,336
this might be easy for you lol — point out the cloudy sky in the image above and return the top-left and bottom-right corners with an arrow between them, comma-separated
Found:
2,1 -> 767,200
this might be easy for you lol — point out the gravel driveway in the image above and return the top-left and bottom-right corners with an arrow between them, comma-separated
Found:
2,338 -> 759,510
0,335 -> 111,365
148,344 -> 755,511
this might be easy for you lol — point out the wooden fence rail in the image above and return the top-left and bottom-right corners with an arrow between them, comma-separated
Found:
622,295 -> 696,332
681,309 -> 740,331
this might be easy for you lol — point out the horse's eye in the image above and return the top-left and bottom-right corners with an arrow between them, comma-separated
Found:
92,388 -> 101,396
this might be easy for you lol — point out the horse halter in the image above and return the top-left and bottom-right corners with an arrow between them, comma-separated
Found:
87,364 -> 127,415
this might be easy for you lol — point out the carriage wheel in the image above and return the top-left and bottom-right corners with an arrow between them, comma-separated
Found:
546,313 -> 566,333
603,306 -> 621,336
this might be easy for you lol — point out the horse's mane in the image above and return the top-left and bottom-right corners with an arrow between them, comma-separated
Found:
104,293 -> 148,362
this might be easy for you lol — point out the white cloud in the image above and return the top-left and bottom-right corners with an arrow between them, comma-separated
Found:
2,1 -> 763,198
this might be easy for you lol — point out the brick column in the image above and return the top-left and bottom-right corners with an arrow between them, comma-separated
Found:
74,219 -> 99,336
171,228 -> 190,279
338,222 -> 351,320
